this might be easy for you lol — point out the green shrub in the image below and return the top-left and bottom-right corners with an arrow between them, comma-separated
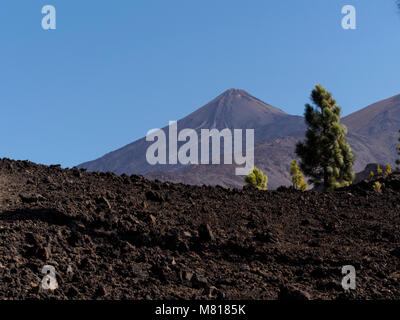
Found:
244,167 -> 268,190
377,164 -> 383,174
385,163 -> 392,174
369,171 -> 374,179
290,160 -> 307,191
373,181 -> 382,193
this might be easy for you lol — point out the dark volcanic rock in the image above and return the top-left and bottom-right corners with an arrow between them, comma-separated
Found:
278,285 -> 311,300
1,158 -> 400,300
198,224 -> 215,242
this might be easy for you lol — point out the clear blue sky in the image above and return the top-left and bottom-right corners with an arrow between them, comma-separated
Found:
1,0 -> 399,167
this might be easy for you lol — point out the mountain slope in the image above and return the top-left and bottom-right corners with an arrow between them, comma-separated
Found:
79,90 -> 400,189
343,94 -> 400,134
146,135 -> 300,189
146,94 -> 400,188
342,94 -> 400,171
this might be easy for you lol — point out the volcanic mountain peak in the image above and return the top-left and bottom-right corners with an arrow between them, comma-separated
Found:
212,88 -> 286,115
222,88 -> 249,95
78,88 -> 305,176
178,88 -> 289,131
218,88 -> 266,101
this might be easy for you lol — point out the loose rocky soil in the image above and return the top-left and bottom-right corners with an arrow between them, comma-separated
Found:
0,158 -> 399,300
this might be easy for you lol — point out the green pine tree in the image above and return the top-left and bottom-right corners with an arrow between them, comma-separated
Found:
369,171 -> 374,179
290,160 -> 307,191
373,181 -> 382,193
244,167 -> 268,190
295,85 -> 355,191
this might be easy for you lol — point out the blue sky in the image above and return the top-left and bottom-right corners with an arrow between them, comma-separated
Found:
1,0 -> 399,167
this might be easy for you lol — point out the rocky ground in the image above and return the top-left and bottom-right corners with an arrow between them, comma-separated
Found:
0,158 -> 400,300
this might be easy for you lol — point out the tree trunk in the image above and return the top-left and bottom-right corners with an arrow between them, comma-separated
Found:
323,168 -> 329,191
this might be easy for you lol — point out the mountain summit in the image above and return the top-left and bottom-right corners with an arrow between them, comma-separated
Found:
177,89 -> 298,139
194,88 -> 287,124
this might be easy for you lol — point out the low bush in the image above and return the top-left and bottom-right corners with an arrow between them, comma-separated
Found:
244,167 -> 268,190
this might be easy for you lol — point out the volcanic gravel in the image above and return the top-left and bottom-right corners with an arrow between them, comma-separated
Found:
0,158 -> 400,300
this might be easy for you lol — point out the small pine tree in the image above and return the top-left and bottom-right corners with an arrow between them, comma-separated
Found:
290,160 -> 307,191
295,85 -> 355,191
373,181 -> 382,193
377,164 -> 383,174
369,171 -> 374,179
385,163 -> 392,174
244,167 -> 268,190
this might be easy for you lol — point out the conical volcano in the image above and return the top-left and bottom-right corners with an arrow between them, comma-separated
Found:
78,89 -> 305,176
